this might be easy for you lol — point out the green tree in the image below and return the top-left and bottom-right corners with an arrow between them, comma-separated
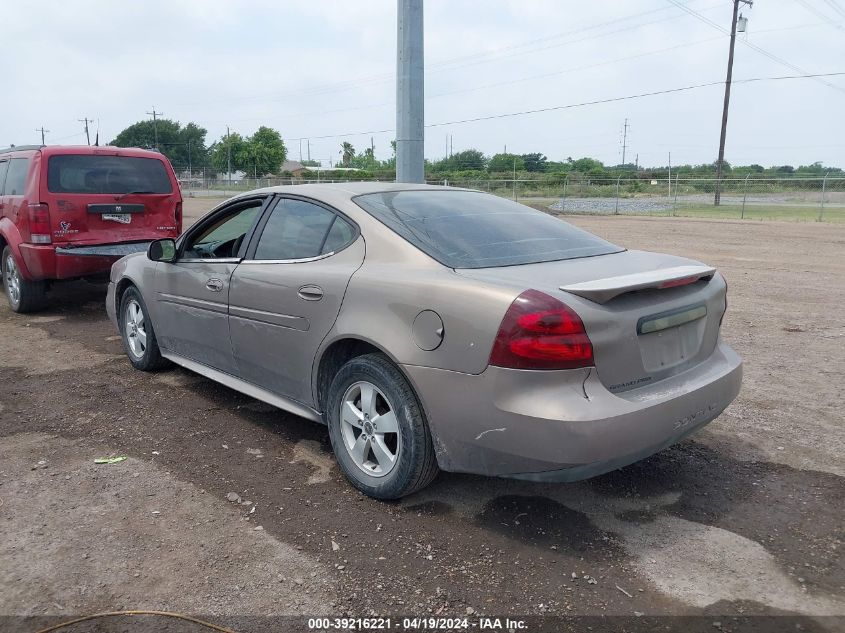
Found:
242,126 -> 286,177
488,153 -> 524,173
340,142 -> 355,167
209,126 -> 286,177
110,119 -> 208,170
521,153 -> 548,173
210,132 -> 246,175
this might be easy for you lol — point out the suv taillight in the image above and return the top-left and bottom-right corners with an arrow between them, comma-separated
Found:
28,203 -> 51,244
175,201 -> 182,229
489,289 -> 594,370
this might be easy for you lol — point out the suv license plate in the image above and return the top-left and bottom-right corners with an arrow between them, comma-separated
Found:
102,213 -> 132,224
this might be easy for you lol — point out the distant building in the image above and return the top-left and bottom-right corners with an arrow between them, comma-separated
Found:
279,160 -> 306,177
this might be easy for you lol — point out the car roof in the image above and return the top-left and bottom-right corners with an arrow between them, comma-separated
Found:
236,181 -> 471,201
0,145 -> 169,159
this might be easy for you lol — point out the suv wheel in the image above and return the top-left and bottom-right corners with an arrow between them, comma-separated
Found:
2,246 -> 47,313
119,285 -> 169,371
326,353 -> 439,499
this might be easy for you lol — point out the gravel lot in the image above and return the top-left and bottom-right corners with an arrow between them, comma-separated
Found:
0,198 -> 842,632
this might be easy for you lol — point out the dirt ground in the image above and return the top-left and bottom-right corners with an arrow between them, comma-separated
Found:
0,198 -> 843,632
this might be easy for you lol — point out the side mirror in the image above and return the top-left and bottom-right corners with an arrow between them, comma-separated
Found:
148,238 -> 177,263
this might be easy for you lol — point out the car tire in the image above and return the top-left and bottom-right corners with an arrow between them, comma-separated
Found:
326,353 -> 439,500
119,285 -> 169,371
2,246 -> 47,313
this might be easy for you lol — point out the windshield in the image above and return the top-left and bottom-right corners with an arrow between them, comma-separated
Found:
354,190 -> 623,269
47,155 -> 173,195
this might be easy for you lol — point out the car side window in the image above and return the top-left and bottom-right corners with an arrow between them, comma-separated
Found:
0,160 -> 9,195
253,199 -> 355,261
4,158 -> 30,196
182,200 -> 263,260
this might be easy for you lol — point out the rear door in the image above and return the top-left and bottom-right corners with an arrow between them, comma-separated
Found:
228,196 -> 364,405
151,195 -> 269,374
0,159 -> 9,220
42,151 -> 181,245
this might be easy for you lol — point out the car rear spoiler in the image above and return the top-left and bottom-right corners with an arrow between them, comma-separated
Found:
54,242 -> 152,258
560,265 -> 716,304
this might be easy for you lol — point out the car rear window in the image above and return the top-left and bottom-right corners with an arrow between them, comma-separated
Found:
47,155 -> 173,195
354,190 -> 623,269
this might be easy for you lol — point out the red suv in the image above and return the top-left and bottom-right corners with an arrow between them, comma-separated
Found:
0,145 -> 182,312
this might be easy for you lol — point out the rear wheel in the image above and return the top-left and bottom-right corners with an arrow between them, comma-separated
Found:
119,285 -> 169,371
326,353 -> 439,499
2,246 -> 47,313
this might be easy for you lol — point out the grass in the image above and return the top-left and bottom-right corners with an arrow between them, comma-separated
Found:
520,198 -> 845,223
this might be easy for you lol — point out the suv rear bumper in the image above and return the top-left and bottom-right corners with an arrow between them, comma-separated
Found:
18,243 -> 148,280
402,340 -> 742,479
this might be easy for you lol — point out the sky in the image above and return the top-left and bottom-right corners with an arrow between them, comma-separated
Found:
1,0 -> 844,168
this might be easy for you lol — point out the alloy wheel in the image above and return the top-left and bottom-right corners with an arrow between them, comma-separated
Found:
340,381 -> 401,477
4,254 -> 21,308
124,298 -> 148,359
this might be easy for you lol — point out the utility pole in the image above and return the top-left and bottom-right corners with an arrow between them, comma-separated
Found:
35,127 -> 49,145
715,0 -> 753,206
621,118 -> 629,166
307,139 -> 311,162
146,108 -> 162,150
396,0 -> 424,183
79,118 -> 93,145
187,139 -> 192,179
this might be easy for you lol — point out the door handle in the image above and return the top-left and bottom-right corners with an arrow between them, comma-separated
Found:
206,278 -> 223,292
298,285 -> 324,301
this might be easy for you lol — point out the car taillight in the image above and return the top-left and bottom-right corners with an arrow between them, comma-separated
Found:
28,203 -> 51,244
175,201 -> 182,228
489,289 -> 594,370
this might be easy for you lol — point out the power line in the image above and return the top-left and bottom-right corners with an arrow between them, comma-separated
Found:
819,0 -> 845,18
282,72 -> 845,142
173,1 -> 725,110
794,0 -> 845,30
666,0 -> 845,95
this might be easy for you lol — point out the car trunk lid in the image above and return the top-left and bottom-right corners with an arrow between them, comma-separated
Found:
457,250 -> 727,394
41,152 -> 181,245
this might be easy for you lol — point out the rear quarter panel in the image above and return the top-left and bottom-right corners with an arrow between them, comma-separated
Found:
324,260 -> 518,375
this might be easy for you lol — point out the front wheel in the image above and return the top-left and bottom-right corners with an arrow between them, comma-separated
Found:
2,246 -> 47,313
326,353 -> 439,499
119,285 -> 169,371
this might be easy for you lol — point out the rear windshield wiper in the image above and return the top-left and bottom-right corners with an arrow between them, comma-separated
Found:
115,190 -> 163,200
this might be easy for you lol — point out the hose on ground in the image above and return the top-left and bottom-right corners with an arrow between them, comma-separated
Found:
32,610 -> 239,633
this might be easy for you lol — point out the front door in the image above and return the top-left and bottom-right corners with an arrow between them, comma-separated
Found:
152,196 -> 267,374
228,197 -> 364,405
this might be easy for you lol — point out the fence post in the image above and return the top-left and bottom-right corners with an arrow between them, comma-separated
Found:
672,174 -> 680,216
741,173 -> 750,219
561,175 -> 568,213
819,171 -> 829,222
614,175 -> 622,215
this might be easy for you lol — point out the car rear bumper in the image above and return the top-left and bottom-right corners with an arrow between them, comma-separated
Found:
402,339 -> 742,479
18,242 -> 149,281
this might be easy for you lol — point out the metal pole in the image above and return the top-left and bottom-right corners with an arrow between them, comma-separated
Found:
396,0 -> 424,184
673,173 -> 680,216
715,0 -> 751,206
668,151 -> 672,201
512,158 -> 517,201
741,173 -> 750,219
819,171 -> 829,221
561,175 -> 568,213
614,175 -> 622,214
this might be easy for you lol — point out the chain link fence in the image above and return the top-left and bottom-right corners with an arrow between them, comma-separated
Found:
173,170 -> 845,222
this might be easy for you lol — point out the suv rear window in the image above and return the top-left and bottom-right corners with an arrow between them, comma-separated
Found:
47,155 -> 172,195
354,190 -> 623,269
